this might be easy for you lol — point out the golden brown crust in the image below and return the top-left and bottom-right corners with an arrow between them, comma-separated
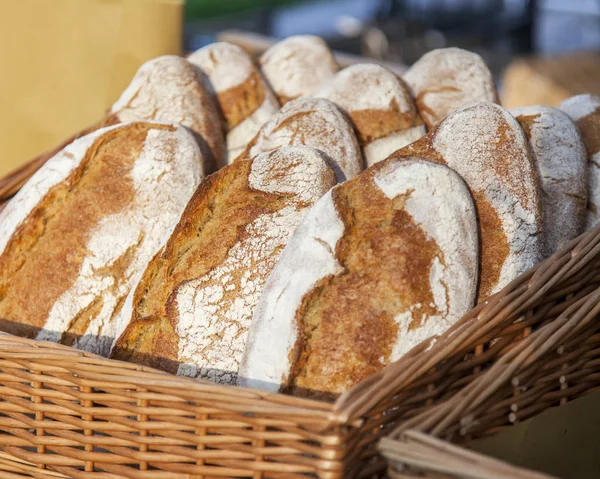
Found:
218,70 -> 266,129
0,123 -> 173,339
287,163 -> 442,397
111,314 -> 180,374
110,161 -> 288,371
350,103 -> 422,145
387,109 -> 533,301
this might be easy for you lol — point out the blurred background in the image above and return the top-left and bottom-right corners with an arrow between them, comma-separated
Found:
0,0 -> 598,176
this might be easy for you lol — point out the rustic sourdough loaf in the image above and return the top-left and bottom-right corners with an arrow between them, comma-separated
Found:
188,42 -> 279,163
389,102 -> 542,300
259,35 -> 338,105
242,97 -> 363,181
403,48 -> 498,130
315,63 -> 425,167
0,122 -> 205,356
559,94 -> 600,229
109,55 -> 226,170
512,105 -> 587,257
239,158 -> 479,396
110,146 -> 337,384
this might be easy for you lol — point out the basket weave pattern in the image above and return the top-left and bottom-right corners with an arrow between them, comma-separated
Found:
0,223 -> 598,478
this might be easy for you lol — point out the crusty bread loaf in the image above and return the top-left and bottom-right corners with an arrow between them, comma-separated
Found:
110,146 -> 337,384
188,42 -> 280,163
512,106 -> 587,257
559,94 -> 600,229
403,48 -> 498,130
239,158 -> 479,396
242,97 -> 363,181
315,63 -> 426,167
0,122 -> 205,355
259,35 -> 338,105
389,102 -> 542,300
110,55 -> 226,170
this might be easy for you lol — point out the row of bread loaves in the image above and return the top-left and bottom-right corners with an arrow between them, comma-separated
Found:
0,36 -> 598,399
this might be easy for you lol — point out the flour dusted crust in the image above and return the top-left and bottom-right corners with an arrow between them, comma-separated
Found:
512,106 -> 587,256
260,35 -> 338,104
188,42 -> 280,163
242,97 -> 363,181
390,102 -> 542,300
403,48 -> 498,129
110,146 -> 336,384
110,55 -> 226,170
316,63 -> 425,166
239,158 -> 478,396
559,94 -> 600,229
0,122 -> 204,356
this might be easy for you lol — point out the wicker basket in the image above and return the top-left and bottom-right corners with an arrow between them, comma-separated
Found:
379,430 -> 556,479
1,151 -> 600,478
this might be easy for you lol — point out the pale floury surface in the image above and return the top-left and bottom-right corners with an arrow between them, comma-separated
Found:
240,159 -> 478,396
244,97 -> 364,181
188,42 -> 280,163
111,146 -> 336,384
512,105 -> 587,257
389,102 -> 542,300
316,63 -> 426,167
111,55 -> 226,169
559,94 -> 600,230
403,48 -> 498,130
259,35 -> 338,104
0,122 -> 204,356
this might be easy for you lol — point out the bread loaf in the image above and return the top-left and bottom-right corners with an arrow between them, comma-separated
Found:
315,63 -> 425,167
403,48 -> 498,130
110,55 -> 226,170
389,102 -> 542,300
512,106 -> 587,256
0,122 -> 205,356
559,94 -> 600,229
259,35 -> 338,105
110,146 -> 337,384
239,158 -> 479,396
188,43 -> 279,163
242,97 -> 363,181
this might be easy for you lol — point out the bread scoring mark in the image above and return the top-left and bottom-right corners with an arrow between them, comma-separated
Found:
403,47 -> 498,129
475,193 -> 510,299
120,148 -> 335,383
363,126 -> 427,168
245,97 -> 364,181
26,125 -> 202,356
0,125 -> 144,338
315,64 -> 420,145
188,43 -> 276,130
111,55 -> 225,167
286,160 -> 476,397
394,103 -> 541,300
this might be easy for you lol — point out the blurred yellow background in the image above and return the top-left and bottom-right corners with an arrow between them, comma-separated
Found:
0,0 -> 183,177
